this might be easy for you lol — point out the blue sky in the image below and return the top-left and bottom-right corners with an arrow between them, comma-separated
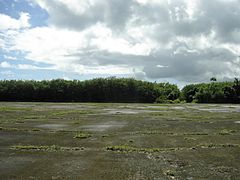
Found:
0,0 -> 240,86
0,0 -> 48,27
0,0 -> 92,81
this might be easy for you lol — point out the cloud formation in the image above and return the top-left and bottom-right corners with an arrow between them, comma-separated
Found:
0,61 -> 55,70
0,12 -> 30,30
1,0 -> 240,83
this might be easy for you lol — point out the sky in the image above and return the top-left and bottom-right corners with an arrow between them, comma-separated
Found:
0,0 -> 240,86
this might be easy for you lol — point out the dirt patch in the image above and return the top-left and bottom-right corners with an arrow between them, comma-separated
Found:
170,106 -> 186,110
193,104 -> 240,113
104,109 -> 139,114
11,104 -> 36,108
0,156 -> 36,175
144,106 -> 168,109
36,124 -> 68,130
80,121 -> 126,132
41,105 -> 84,110
198,108 -> 232,113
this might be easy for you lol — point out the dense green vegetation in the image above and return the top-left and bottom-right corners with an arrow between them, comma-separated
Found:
182,78 -> 240,103
0,77 -> 239,103
0,77 -> 179,103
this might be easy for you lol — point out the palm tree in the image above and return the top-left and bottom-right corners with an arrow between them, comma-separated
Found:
210,77 -> 217,82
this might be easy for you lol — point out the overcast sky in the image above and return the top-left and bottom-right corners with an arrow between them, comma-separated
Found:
0,0 -> 240,86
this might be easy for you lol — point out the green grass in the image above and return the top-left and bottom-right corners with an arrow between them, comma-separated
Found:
11,145 -> 84,152
73,132 -> 91,139
163,169 -> 176,177
198,143 -> 240,148
0,106 -> 31,112
106,145 -> 184,153
219,129 -> 237,135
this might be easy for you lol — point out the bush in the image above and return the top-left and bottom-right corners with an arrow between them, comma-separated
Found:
181,79 -> 240,103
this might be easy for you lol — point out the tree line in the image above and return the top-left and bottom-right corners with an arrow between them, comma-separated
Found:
0,77 -> 180,103
0,77 -> 239,103
181,78 -> 240,103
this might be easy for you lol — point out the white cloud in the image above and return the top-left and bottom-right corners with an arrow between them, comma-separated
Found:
0,61 -> 56,70
17,64 -> 53,70
0,61 -> 12,68
3,55 -> 17,60
7,24 -> 152,75
0,12 -> 31,30
56,63 -> 132,75
0,39 -> 4,48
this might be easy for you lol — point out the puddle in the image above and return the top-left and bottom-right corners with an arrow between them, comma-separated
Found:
198,108 -> 240,113
102,108 -> 160,115
198,108 -> 232,112
43,105 -> 84,110
36,124 -> 68,130
80,121 -> 126,132
171,106 -> 185,110
144,106 -> 168,109
190,104 -> 240,113
104,109 -> 139,114
11,104 -> 36,108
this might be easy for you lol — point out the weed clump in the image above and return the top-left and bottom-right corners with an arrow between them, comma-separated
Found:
164,169 -> 176,177
11,145 -> 84,152
199,143 -> 240,148
106,145 -> 181,154
11,145 -> 61,151
74,132 -> 91,139
219,129 -> 237,135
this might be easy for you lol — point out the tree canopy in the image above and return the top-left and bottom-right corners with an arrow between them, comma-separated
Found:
181,78 -> 240,103
0,78 -> 180,103
1,77 -> 239,103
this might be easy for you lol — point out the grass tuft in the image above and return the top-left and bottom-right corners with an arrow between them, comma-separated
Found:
11,145 -> 84,152
74,132 -> 91,139
106,145 -> 181,154
199,143 -> 240,148
219,129 -> 237,135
